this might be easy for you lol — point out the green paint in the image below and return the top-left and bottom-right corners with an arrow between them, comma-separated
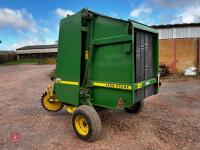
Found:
133,78 -> 157,90
54,11 -> 82,105
54,9 -> 159,109
131,20 -> 159,34
93,35 -> 132,46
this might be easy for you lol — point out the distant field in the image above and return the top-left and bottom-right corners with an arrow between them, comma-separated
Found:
0,58 -> 56,65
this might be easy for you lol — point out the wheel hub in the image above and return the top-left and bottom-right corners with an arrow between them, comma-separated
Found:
75,115 -> 89,136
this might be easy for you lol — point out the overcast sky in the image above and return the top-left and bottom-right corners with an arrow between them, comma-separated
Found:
0,0 -> 200,50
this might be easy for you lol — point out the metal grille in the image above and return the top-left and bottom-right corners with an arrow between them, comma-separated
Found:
135,30 -> 155,102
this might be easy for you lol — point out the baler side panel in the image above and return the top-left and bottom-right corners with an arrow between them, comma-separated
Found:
55,12 -> 82,105
90,15 -> 134,108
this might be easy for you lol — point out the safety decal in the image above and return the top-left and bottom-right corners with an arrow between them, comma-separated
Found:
93,82 -> 132,90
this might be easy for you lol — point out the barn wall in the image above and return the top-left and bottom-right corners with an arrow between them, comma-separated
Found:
18,52 -> 57,59
159,38 -> 199,73
176,38 -> 198,72
0,53 -> 16,63
159,39 -> 174,72
199,39 -> 200,70
16,48 -> 57,54
158,27 -> 200,39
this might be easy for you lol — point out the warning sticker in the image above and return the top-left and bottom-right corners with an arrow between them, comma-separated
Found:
137,83 -> 142,89
93,82 -> 132,90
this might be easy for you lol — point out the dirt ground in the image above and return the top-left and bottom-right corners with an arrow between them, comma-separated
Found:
0,64 -> 199,150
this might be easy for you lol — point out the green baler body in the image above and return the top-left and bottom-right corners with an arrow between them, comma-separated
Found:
55,9 -> 159,109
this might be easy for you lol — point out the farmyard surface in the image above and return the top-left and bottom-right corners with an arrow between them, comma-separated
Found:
0,65 -> 199,150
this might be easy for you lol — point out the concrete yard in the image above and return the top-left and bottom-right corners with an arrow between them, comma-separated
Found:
0,65 -> 199,150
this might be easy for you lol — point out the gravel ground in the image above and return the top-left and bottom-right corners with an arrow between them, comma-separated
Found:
0,64 -> 199,150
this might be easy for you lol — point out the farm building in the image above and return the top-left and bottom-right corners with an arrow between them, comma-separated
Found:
153,23 -> 200,73
16,44 -> 57,60
0,51 -> 16,63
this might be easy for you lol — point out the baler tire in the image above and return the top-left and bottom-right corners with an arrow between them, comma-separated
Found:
125,101 -> 144,114
72,105 -> 102,142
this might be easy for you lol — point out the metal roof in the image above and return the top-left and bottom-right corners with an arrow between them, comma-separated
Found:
16,44 -> 57,50
152,23 -> 200,29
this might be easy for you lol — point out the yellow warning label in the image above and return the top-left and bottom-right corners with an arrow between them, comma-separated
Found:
85,50 -> 89,60
137,83 -> 142,89
93,82 -> 132,90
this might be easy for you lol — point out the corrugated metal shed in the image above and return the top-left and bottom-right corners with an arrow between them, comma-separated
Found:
153,23 -> 200,39
16,44 -> 58,54
16,44 -> 57,50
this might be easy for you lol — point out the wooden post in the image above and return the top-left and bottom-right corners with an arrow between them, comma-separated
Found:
173,38 -> 176,73
199,38 -> 200,71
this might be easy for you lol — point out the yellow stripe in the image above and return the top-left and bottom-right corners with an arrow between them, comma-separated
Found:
56,80 -> 79,85
93,82 -> 132,90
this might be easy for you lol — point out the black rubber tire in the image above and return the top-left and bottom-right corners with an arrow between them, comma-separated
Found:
125,101 -> 144,114
72,105 -> 102,142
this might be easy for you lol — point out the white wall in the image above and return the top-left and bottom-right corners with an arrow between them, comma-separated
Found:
16,48 -> 57,54
158,26 -> 200,39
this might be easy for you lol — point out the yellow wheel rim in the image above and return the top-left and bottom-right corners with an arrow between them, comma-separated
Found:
43,94 -> 62,111
75,115 -> 89,136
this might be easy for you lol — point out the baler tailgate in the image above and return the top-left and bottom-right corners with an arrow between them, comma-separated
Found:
134,29 -> 157,102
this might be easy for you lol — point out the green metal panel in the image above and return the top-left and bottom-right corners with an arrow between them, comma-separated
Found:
54,9 -> 159,109
54,12 -> 82,105
131,20 -> 159,34
133,78 -> 157,90
91,43 -> 133,108
88,15 -> 134,108
93,35 -> 132,46
92,15 -> 129,39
